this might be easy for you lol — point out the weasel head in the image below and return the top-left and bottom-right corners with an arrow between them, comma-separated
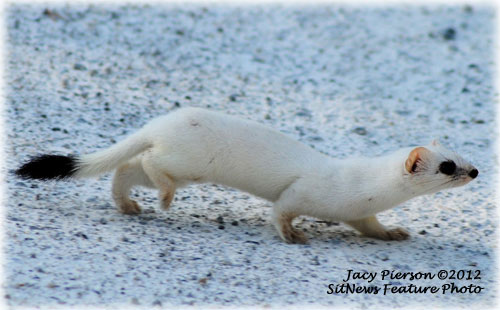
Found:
403,139 -> 478,195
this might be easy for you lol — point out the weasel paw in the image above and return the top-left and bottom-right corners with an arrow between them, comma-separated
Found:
160,191 -> 174,211
384,227 -> 410,241
119,200 -> 142,215
282,228 -> 308,244
160,199 -> 172,211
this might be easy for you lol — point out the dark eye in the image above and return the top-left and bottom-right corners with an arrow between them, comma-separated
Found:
439,161 -> 456,175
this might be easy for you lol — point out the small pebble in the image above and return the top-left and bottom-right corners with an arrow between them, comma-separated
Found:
75,232 -> 88,239
295,108 -> 312,118
443,28 -> 456,40
309,136 -> 324,142
353,127 -> 368,136
73,63 -> 87,71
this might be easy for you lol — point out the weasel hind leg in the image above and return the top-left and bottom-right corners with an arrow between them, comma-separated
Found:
112,157 -> 154,215
272,210 -> 308,244
141,152 -> 177,211
272,183 -> 308,244
346,216 -> 409,241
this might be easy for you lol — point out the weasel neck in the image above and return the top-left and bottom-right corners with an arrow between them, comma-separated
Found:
328,148 -> 416,216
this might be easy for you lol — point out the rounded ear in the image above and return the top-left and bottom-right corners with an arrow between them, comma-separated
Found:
431,139 -> 441,146
405,147 -> 430,173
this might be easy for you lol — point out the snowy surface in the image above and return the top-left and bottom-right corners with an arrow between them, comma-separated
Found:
4,3 -> 497,309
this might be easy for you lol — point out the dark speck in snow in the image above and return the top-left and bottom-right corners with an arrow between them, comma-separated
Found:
443,28 -> 456,40
353,127 -> 368,136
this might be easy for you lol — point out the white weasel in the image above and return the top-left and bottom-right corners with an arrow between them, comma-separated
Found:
16,107 -> 478,243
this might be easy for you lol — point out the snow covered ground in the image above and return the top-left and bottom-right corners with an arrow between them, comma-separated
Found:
4,3 -> 497,309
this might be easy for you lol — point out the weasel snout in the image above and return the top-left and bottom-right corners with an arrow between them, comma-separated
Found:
468,168 -> 478,179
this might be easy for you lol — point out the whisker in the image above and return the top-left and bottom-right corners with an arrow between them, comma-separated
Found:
414,177 -> 460,188
414,178 -> 446,186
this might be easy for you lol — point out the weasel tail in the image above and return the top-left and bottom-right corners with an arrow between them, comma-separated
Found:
16,129 -> 151,180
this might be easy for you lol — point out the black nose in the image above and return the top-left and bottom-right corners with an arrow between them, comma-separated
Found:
468,169 -> 478,179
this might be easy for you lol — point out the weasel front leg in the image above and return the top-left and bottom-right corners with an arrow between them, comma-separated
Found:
141,152 -> 177,211
112,158 -> 154,215
346,216 -> 409,241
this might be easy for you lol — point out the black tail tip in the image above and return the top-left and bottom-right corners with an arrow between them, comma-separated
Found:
15,155 -> 78,180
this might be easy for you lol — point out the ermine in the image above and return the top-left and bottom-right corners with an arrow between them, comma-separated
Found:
16,107 -> 478,243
